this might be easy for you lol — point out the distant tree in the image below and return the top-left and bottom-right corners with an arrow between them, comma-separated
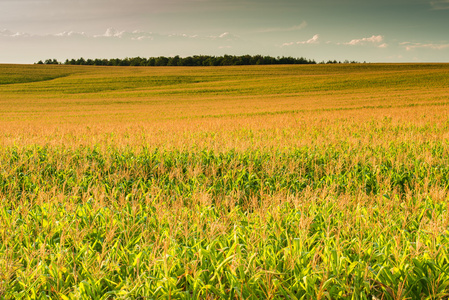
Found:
118,59 -> 130,66
38,54 -> 326,67
155,56 -> 169,66
42,59 -> 60,65
93,59 -> 104,66
221,55 -> 233,66
181,56 -> 194,66
168,55 -> 180,66
108,58 -> 119,66
128,57 -> 146,66
147,58 -> 156,66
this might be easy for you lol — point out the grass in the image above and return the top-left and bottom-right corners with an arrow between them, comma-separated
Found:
0,63 -> 449,299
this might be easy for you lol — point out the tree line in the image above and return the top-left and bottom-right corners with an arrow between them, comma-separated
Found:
36,55 -> 362,66
36,55 -> 319,66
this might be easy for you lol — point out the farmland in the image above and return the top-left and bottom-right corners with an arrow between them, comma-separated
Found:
1,63 -> 449,299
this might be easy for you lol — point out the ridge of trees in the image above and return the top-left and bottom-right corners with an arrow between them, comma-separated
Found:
36,55 -> 362,66
36,55 -> 319,66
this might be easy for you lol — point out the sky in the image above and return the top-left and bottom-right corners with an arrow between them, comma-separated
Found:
1,0 -> 448,63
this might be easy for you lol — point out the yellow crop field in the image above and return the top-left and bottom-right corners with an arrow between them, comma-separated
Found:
1,63 -> 449,298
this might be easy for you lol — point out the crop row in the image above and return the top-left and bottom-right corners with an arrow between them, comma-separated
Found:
1,145 -> 448,298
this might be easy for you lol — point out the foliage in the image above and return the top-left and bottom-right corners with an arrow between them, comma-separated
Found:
37,55 -> 319,67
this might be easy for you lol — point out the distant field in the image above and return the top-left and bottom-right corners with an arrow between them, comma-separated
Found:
1,64 -> 449,299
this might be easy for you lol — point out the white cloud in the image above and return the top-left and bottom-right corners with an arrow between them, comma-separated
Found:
55,31 -> 87,37
3,28 -> 87,38
378,43 -> 388,48
100,28 -> 125,38
300,34 -> 319,44
430,0 -> 449,9
133,35 -> 154,41
345,35 -> 383,46
0,28 -> 242,43
167,33 -> 199,40
208,32 -> 240,41
90,29 -> 199,41
282,34 -> 319,47
402,42 -> 449,51
0,29 -> 29,37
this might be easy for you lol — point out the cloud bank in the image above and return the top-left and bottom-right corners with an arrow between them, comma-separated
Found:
344,35 -> 385,47
401,41 -> 449,50
282,34 -> 319,47
283,34 -> 387,48
0,28 -> 238,42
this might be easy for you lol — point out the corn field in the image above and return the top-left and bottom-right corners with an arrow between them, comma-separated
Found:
0,64 -> 449,299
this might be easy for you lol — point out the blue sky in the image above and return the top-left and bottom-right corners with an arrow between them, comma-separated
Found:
1,0 -> 448,63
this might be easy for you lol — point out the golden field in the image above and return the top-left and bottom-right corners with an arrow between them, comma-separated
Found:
0,63 -> 448,299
